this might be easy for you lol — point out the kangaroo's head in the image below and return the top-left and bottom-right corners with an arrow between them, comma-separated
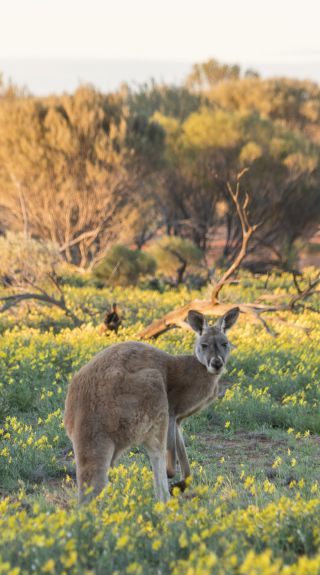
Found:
188,308 -> 240,375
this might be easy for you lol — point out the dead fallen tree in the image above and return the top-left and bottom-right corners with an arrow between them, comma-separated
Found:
138,173 -> 319,339
0,270 -> 82,326
0,235 -> 86,326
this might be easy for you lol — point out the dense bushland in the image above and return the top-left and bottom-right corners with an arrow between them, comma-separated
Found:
1,61 -> 320,271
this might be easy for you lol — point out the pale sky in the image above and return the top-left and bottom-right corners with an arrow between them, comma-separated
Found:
1,0 -> 320,93
1,0 -> 320,62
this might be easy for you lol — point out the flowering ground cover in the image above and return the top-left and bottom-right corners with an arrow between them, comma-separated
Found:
0,272 -> 320,574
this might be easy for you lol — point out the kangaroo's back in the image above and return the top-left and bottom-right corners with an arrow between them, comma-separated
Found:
64,341 -> 169,439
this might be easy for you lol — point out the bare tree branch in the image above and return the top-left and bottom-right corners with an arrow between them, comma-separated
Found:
289,272 -> 320,310
0,291 -> 82,325
211,171 -> 262,302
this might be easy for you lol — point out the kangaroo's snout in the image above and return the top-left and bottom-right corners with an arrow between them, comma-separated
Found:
210,357 -> 223,371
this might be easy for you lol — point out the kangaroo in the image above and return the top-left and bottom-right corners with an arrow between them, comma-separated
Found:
64,307 -> 239,502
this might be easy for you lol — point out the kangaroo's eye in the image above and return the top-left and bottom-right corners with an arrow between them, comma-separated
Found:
222,342 -> 228,348
201,343 -> 208,349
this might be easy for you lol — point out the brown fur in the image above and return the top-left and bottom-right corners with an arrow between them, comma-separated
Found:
64,308 -> 239,502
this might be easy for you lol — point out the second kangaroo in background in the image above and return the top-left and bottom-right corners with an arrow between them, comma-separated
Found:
64,307 -> 240,502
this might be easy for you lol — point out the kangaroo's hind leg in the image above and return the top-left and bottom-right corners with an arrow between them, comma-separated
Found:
145,421 -> 170,502
169,424 -> 191,494
127,367 -> 170,502
110,447 -> 125,468
73,434 -> 115,503
144,414 -> 170,503
176,424 -> 191,480
166,416 -> 177,478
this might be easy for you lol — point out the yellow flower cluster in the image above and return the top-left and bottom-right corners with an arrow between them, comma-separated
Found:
0,465 -> 320,574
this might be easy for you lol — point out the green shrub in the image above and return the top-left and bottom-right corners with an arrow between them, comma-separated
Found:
147,236 -> 204,285
93,245 -> 156,286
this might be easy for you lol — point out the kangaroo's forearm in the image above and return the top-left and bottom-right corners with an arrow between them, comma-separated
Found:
176,425 -> 191,479
166,416 -> 177,478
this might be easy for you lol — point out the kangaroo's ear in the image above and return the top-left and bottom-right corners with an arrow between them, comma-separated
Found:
187,310 -> 208,335
215,307 -> 240,333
